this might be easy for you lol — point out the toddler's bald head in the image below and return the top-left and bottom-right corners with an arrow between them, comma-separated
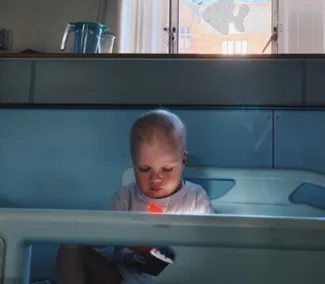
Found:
130,109 -> 186,162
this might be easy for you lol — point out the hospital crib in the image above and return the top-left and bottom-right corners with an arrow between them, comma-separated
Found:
1,167 -> 325,284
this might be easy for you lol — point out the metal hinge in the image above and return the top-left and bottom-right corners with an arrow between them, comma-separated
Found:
164,26 -> 177,54
262,26 -> 278,53
164,26 -> 177,41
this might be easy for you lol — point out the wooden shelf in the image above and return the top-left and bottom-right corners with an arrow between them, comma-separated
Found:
1,53 -> 325,59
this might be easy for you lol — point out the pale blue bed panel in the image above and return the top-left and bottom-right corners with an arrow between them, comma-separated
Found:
1,209 -> 325,284
29,166 -> 325,282
123,167 -> 325,217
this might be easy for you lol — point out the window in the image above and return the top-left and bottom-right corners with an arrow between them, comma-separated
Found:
179,27 -> 192,49
119,0 -> 277,54
175,0 -> 275,54
120,0 -> 325,54
221,40 -> 248,54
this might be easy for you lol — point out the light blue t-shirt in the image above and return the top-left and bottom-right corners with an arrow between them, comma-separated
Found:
107,181 -> 213,284
108,180 -> 213,214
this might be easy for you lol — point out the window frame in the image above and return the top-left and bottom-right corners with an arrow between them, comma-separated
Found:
169,0 -> 179,53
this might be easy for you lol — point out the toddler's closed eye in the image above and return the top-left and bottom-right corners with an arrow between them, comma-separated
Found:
162,167 -> 174,172
138,167 -> 150,172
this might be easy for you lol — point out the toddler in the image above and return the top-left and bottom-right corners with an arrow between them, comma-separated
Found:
57,109 -> 213,284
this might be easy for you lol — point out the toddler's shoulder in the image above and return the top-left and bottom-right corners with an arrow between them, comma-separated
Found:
182,180 -> 214,214
183,180 -> 209,197
107,183 -> 137,211
118,182 -> 137,196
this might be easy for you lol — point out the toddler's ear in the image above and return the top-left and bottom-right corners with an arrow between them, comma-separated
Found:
182,151 -> 188,166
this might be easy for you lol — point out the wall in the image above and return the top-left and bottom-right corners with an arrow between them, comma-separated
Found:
2,57 -> 325,105
0,0 -> 120,52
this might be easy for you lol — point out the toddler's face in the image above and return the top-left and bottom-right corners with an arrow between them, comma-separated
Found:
134,141 -> 186,199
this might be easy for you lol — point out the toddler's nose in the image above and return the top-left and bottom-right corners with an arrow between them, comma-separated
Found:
150,171 -> 162,183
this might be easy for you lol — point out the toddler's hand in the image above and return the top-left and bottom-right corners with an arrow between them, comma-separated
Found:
120,247 -> 175,276
149,247 -> 175,263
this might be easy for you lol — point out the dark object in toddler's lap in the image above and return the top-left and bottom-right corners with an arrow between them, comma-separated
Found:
122,247 -> 175,276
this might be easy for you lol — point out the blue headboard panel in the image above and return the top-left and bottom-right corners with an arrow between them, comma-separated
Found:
0,108 -> 272,210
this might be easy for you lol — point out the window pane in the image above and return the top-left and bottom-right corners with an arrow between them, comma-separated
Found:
228,41 -> 234,54
235,40 -> 242,53
242,40 -> 248,53
120,0 -> 169,53
278,0 -> 325,53
178,0 -> 273,54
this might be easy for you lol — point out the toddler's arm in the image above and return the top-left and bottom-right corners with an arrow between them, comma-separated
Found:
107,191 -> 127,211
91,191 -> 128,250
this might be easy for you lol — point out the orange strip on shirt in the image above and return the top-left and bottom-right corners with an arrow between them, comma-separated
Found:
130,203 -> 164,252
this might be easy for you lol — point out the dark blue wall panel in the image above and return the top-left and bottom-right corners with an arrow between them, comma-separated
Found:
274,110 -> 325,173
174,109 -> 272,168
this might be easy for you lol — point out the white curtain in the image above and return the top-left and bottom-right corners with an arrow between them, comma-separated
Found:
278,0 -> 325,53
118,0 -> 170,53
